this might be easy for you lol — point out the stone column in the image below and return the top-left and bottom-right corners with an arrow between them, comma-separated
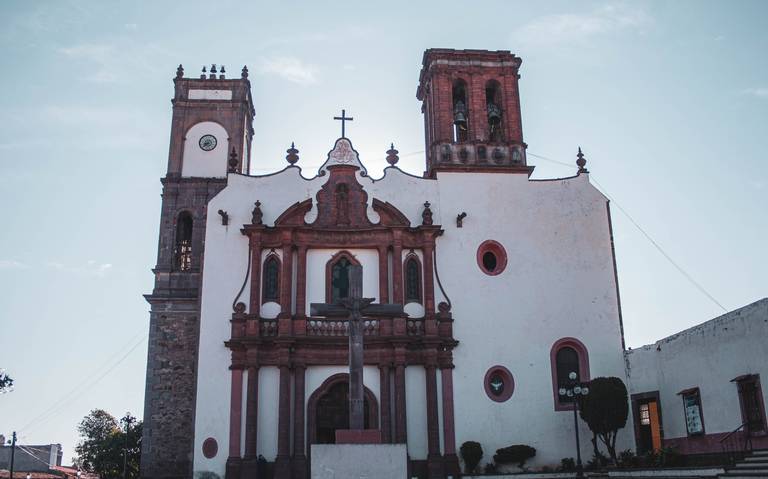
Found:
377,246 -> 389,303
274,365 -> 292,477
279,244 -> 294,317
394,360 -> 408,443
241,367 -> 259,477
292,365 -> 307,479
249,240 -> 262,316
422,244 -> 436,317
425,363 -> 443,478
441,367 -> 460,476
225,369 -> 244,478
379,364 -> 392,443
392,242 -> 403,304
295,246 -> 308,318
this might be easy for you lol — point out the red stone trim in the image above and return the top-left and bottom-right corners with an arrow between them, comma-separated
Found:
663,430 -> 768,454
550,337 -> 590,411
403,252 -> 423,304
306,373 -> 379,446
476,240 -> 508,276
324,250 -> 361,303
441,368 -> 457,455
244,367 -> 259,458
261,252 -> 281,304
228,369 -> 243,458
484,365 -> 515,402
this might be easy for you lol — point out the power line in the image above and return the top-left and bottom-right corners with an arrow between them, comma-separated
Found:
19,333 -> 147,437
528,150 -> 728,313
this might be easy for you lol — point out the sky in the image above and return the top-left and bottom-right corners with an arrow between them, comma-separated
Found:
0,0 -> 766,463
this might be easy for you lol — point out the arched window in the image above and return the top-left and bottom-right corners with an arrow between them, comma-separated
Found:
550,338 -> 590,410
262,254 -> 280,303
452,79 -> 469,142
404,255 -> 422,303
326,252 -> 361,304
485,80 -> 504,142
174,212 -> 193,271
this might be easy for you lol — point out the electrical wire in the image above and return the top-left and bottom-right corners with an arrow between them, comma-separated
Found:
528,150 -> 728,313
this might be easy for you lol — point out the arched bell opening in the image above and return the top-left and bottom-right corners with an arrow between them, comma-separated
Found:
452,79 -> 470,142
485,79 -> 504,142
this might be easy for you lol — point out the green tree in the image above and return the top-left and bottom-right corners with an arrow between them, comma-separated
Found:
579,376 -> 629,463
74,409 -> 142,478
0,369 -> 13,394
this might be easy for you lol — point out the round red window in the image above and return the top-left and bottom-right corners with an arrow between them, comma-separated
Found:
484,365 -> 515,402
476,240 -> 507,276
202,437 -> 218,459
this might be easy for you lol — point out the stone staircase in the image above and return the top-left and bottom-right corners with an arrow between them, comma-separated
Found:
720,449 -> 768,478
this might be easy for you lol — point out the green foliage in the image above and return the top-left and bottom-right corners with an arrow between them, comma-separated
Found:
559,457 -> 576,472
579,376 -> 629,463
483,462 -> 497,474
0,370 -> 13,393
586,450 -> 610,471
493,444 -> 536,470
618,449 -> 639,468
460,441 -> 483,473
74,409 -> 142,479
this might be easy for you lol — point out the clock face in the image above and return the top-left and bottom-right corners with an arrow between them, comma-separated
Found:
199,134 -> 217,151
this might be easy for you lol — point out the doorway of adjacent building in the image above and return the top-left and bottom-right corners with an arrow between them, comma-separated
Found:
632,392 -> 663,454
736,374 -> 767,435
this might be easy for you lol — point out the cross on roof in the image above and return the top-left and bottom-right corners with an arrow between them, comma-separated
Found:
333,109 -> 354,138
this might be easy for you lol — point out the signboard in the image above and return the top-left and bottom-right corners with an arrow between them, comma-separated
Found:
684,394 -> 704,435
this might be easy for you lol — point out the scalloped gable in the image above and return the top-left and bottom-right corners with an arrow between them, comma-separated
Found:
318,138 -> 368,175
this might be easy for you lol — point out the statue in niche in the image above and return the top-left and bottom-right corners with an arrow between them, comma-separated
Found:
251,200 -> 263,225
335,183 -> 350,225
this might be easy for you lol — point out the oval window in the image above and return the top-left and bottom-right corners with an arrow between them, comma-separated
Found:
484,366 -> 514,402
476,240 -> 507,276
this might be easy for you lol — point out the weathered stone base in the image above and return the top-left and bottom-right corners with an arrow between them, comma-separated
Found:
334,429 -> 382,444
310,444 -> 407,479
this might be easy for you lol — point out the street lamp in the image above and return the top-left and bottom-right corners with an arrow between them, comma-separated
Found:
559,371 -> 590,478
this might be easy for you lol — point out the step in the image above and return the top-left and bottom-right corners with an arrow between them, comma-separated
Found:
749,450 -> 768,457
735,462 -> 768,468
744,457 -> 768,463
720,473 -> 768,478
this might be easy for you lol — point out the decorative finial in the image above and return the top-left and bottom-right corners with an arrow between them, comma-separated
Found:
209,64 -> 216,79
251,201 -> 263,225
386,143 -> 399,166
219,65 -> 225,79
176,64 -> 184,79
241,65 -> 249,79
200,65 -> 206,79
576,146 -> 588,174
286,142 -> 299,165
210,64 -> 217,74
228,146 -> 238,173
422,201 -> 434,226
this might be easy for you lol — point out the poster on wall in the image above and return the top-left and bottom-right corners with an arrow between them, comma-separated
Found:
684,394 -> 704,435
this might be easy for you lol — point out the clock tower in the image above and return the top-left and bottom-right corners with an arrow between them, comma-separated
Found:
141,64 -> 255,479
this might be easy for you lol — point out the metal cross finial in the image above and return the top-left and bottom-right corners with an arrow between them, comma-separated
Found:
333,109 -> 354,138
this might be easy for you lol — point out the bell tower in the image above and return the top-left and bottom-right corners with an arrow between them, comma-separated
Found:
141,64 -> 254,479
416,49 -> 532,177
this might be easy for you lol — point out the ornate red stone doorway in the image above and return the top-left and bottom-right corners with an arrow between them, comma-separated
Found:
307,373 -> 379,445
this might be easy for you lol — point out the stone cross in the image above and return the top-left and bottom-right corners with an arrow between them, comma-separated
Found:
311,265 -> 403,430
333,109 -> 354,138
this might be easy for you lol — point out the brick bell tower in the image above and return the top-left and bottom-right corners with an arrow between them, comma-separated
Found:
141,64 -> 254,479
416,49 -> 533,177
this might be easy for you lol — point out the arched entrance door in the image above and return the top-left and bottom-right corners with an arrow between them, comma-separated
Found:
308,373 -> 379,445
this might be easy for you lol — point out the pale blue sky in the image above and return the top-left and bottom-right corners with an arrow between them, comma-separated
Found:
0,0 -> 765,462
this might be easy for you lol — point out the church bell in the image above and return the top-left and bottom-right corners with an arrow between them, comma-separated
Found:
487,102 -> 502,126
453,100 -> 468,130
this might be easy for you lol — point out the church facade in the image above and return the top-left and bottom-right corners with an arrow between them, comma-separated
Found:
141,50 -> 631,478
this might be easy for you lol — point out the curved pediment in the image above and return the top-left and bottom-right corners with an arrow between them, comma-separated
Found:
274,199 -> 313,226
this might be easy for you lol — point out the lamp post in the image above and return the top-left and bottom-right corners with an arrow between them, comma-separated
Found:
559,371 -> 590,478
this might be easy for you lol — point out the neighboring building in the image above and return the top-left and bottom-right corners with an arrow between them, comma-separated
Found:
140,49 -> 630,479
0,443 -> 62,472
626,298 -> 768,455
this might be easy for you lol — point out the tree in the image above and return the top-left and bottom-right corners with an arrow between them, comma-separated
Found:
459,441 -> 483,473
579,376 -> 629,463
0,369 -> 13,394
74,409 -> 142,479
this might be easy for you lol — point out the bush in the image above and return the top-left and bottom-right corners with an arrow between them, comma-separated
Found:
579,376 -> 629,463
618,449 -> 639,468
483,462 -> 497,474
586,451 -> 609,471
559,457 -> 576,472
460,441 -> 483,474
493,444 -> 536,470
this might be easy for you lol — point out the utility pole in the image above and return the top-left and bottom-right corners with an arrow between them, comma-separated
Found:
9,431 -> 17,479
121,413 -> 135,479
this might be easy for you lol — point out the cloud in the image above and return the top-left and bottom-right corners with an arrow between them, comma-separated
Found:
742,87 -> 768,99
260,57 -> 318,85
0,260 -> 29,270
512,3 -> 651,48
46,260 -> 113,277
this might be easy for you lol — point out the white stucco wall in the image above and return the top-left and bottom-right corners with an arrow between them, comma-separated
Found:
626,298 -> 768,442
192,148 -> 631,475
182,121 -> 229,178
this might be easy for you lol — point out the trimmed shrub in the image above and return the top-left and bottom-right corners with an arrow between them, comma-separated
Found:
460,441 -> 483,474
493,444 -> 536,470
560,457 -> 576,472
